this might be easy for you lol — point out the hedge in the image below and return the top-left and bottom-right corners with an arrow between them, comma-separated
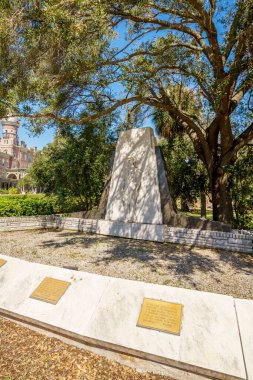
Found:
0,195 -> 58,217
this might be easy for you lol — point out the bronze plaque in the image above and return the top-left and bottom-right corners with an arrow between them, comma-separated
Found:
0,259 -> 7,267
30,277 -> 71,305
137,298 -> 183,335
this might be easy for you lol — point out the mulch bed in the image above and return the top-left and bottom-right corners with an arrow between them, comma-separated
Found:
0,317 -> 173,380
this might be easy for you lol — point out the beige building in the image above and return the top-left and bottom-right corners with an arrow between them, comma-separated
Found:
0,117 -> 37,189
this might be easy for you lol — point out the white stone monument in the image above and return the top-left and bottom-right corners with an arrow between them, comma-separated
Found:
105,128 -> 163,224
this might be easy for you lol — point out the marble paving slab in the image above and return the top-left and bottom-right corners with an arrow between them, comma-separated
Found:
0,254 -> 112,334
0,254 -> 249,380
86,278 -> 246,380
235,299 -> 253,380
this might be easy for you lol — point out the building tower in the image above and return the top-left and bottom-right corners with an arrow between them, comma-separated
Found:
0,117 -> 37,189
1,117 -> 19,151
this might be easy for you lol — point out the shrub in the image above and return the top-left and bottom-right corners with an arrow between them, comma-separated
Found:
8,187 -> 19,195
0,194 -> 85,217
0,195 -> 56,217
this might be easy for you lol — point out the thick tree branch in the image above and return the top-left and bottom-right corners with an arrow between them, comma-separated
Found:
229,82 -> 252,114
222,122 -> 253,165
206,117 -> 219,159
14,97 -> 145,125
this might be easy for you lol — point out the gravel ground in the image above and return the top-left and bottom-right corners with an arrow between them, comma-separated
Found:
0,317 -> 172,380
1,229 -> 252,299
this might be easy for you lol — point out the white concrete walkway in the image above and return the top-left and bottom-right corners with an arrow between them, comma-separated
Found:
0,254 -> 252,380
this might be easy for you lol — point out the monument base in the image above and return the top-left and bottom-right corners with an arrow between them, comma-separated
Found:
0,215 -> 251,252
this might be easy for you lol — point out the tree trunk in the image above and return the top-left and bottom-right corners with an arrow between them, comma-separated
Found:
181,198 -> 190,212
211,167 -> 233,224
200,192 -> 206,218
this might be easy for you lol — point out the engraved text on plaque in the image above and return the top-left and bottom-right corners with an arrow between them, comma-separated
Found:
30,277 -> 71,304
137,298 -> 183,335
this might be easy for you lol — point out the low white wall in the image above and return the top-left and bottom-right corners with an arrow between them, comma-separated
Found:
0,215 -> 252,253
0,215 -> 57,230
164,227 -> 253,254
55,217 -> 97,233
0,216 -> 97,233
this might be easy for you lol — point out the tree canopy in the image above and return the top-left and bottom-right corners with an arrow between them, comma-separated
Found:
1,0 -> 253,223
28,122 -> 115,210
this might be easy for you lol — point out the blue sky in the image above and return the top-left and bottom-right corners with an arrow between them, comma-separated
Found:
16,120 -> 56,150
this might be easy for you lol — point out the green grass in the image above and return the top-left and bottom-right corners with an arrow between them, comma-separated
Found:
182,209 -> 253,230
243,213 -> 253,230
182,209 -> 213,221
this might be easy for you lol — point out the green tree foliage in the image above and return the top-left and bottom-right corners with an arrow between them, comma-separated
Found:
160,135 -> 253,228
153,84 -> 200,139
0,1 -> 23,116
2,0 -> 253,224
226,146 -> 253,229
28,123 -> 115,210
154,83 -> 209,214
17,175 -> 35,191
159,136 -> 208,212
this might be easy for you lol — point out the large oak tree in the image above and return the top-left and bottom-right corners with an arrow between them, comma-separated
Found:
2,0 -> 253,223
